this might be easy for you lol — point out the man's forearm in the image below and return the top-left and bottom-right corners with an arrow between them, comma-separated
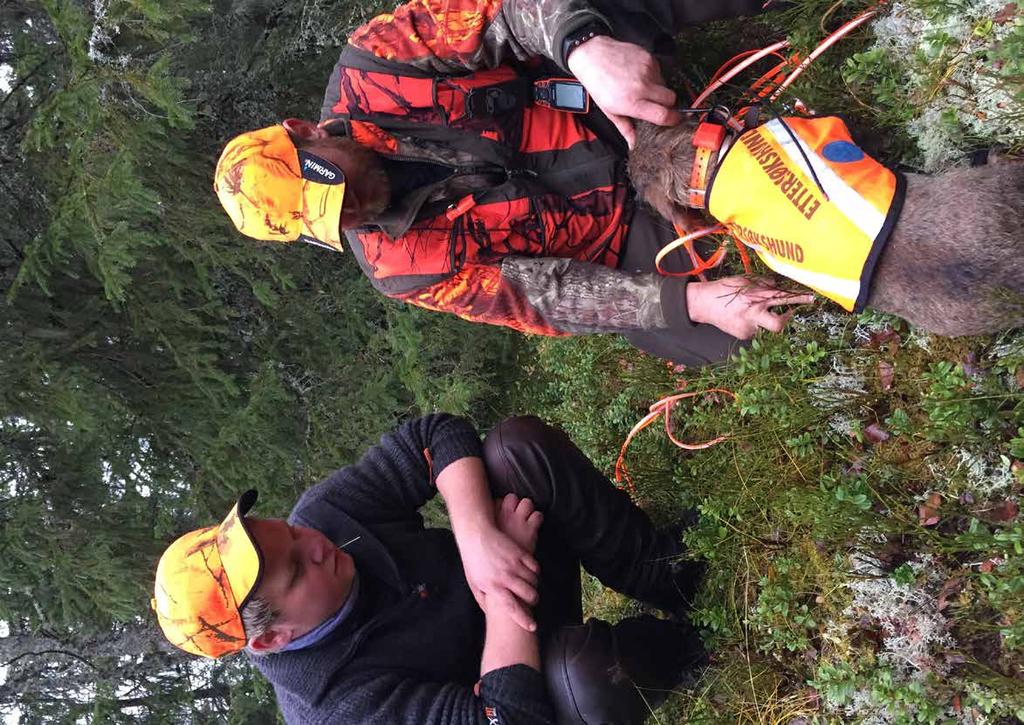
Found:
500,0 -> 609,68
500,256 -> 691,334
436,456 -> 495,539
346,0 -> 609,75
482,602 -> 541,676
436,456 -> 541,634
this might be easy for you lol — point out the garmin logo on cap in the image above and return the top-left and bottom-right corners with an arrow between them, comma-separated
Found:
298,151 -> 345,185
305,158 -> 336,179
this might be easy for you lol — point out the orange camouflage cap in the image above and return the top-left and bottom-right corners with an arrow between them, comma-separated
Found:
152,490 -> 264,659
213,124 -> 346,252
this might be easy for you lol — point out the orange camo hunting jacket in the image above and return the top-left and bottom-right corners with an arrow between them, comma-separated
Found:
319,0 -> 638,336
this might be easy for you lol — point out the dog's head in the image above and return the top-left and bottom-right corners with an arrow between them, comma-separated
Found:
628,119 -> 711,233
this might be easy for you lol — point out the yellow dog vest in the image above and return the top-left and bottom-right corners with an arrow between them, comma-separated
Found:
706,116 -> 905,311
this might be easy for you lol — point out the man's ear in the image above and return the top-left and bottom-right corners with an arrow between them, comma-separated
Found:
282,118 -> 327,143
248,625 -> 294,654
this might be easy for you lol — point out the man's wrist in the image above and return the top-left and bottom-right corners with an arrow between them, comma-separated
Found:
481,607 -> 541,674
561,21 -> 608,68
686,281 -> 710,325
449,503 -> 497,543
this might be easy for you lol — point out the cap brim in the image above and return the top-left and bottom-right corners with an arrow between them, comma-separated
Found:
217,489 -> 264,616
152,490 -> 265,659
300,179 -> 346,252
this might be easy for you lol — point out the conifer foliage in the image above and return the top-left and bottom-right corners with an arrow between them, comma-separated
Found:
0,0 -> 511,720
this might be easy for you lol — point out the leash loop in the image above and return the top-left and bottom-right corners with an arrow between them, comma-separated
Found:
614,386 -> 738,496
657,223 -> 754,281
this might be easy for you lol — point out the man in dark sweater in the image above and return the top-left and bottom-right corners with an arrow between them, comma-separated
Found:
153,414 -> 704,723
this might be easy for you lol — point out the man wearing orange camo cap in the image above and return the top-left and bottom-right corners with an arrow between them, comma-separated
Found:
214,121 -> 391,253
153,414 -> 708,724
152,490 -> 263,658
213,0 -> 811,368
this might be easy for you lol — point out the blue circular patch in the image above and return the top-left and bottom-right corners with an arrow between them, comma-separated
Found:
821,140 -> 865,163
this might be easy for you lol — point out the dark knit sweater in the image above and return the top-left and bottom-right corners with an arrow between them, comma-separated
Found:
249,414 -> 556,725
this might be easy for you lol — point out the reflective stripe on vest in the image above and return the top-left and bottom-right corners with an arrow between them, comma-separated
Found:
706,116 -> 903,311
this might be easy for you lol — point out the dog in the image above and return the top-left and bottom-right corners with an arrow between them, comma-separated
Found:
629,117 -> 1024,336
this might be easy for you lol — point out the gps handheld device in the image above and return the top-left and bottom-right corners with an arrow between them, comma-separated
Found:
533,78 -> 590,114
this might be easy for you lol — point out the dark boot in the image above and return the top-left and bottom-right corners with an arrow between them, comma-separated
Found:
543,616 -> 707,725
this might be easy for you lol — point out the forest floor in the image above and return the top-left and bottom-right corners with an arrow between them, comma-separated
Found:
512,1 -> 1024,722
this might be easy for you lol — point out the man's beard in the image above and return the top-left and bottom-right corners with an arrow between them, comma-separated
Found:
308,135 -> 391,224
339,137 -> 391,219
358,168 -> 391,219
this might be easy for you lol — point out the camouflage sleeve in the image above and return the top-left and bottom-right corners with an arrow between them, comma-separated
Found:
347,0 -> 609,73
394,257 -> 686,336
395,264 -> 568,337
499,257 -> 680,334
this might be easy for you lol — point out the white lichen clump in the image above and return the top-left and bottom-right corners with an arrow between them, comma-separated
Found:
820,554 -> 958,722
926,446 -> 1018,499
808,359 -> 867,435
793,308 -> 852,340
869,1 -> 1024,171
847,557 -> 955,674
987,330 -> 1024,390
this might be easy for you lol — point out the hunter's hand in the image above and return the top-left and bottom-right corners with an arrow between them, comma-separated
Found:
566,35 -> 681,148
686,276 -> 816,339
461,519 -> 540,632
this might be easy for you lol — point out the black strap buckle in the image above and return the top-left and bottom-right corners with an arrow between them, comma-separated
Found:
464,78 -> 530,119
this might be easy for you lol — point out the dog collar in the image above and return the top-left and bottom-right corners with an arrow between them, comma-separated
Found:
687,121 -> 729,210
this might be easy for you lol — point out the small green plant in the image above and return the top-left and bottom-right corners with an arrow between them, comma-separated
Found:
987,9 -> 1024,104
748,556 -> 819,656
921,360 -> 1002,441
885,407 -> 913,436
843,46 -> 917,126
810,660 -> 859,706
822,472 -> 874,513
784,431 -> 817,458
1010,426 -> 1024,459
891,562 -> 916,586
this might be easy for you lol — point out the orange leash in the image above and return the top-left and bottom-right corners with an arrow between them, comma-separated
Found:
766,10 -> 878,103
614,387 -> 737,496
693,9 -> 877,110
657,223 -> 753,279
657,223 -> 727,281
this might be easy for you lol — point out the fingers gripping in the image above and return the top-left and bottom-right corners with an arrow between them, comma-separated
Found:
494,589 -> 536,631
633,100 -> 679,127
